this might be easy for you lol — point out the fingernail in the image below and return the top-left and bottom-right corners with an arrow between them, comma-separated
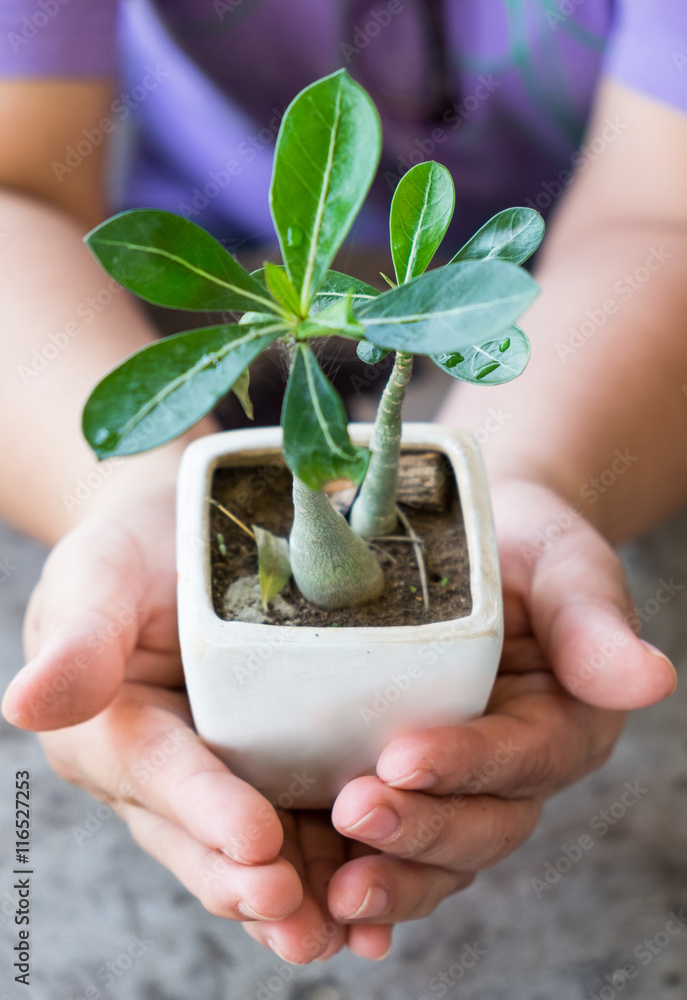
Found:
266,938 -> 297,964
384,767 -> 436,790
1,678 -> 30,729
344,804 -> 400,841
642,642 -> 678,692
237,901 -> 275,921
345,884 -> 390,920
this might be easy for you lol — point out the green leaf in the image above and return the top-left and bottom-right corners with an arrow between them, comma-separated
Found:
450,208 -> 545,266
85,209 -> 277,314
310,270 -> 380,314
431,326 -> 531,385
356,259 -> 538,355
253,526 -> 291,611
297,293 -> 364,341
270,70 -> 381,313
356,340 -> 390,364
391,161 -> 455,284
281,343 -> 370,490
264,262 -> 302,316
232,368 -> 254,419
83,324 -> 284,458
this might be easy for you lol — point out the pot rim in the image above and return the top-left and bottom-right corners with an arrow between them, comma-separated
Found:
177,422 -> 503,646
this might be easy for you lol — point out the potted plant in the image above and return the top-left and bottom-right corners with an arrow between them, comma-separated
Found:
82,70 -> 544,807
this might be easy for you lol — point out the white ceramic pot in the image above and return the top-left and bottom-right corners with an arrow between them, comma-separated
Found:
177,423 -> 503,808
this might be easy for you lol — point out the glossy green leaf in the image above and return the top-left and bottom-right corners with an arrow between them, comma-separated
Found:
264,262 -> 302,316
253,526 -> 291,610
310,270 -> 380,314
232,368 -> 254,419
356,340 -> 390,364
281,343 -> 369,490
431,326 -> 531,385
85,209 -> 276,314
356,259 -> 538,355
270,70 -> 381,313
391,162 -> 455,284
297,294 -> 364,341
83,323 -> 284,458
450,208 -> 545,265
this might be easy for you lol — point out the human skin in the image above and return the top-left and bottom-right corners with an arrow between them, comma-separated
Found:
0,76 -> 683,963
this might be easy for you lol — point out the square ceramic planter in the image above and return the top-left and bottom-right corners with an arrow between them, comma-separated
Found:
177,423 -> 503,808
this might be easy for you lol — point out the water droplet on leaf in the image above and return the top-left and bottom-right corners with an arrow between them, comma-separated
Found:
286,227 -> 303,248
93,428 -> 119,449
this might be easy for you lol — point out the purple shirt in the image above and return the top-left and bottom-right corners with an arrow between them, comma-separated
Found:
1,0 -> 685,250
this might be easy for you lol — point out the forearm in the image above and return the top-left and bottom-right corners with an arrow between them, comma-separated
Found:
440,219 -> 687,543
440,80 -> 687,545
0,190 -> 218,545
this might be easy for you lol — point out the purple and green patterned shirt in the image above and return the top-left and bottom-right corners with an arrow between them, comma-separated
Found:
1,0 -> 685,251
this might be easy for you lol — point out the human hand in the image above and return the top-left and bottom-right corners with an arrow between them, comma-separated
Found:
321,479 -> 677,931
0,483 -> 391,962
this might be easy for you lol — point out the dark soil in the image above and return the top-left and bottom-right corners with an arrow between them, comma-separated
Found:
209,452 -> 472,627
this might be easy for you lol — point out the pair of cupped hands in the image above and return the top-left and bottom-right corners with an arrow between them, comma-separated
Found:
1,475 -> 676,964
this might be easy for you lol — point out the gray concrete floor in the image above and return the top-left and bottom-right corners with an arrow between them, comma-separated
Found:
0,504 -> 686,1000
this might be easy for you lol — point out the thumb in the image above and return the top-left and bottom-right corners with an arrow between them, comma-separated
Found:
497,482 -> 678,710
2,515 -> 148,731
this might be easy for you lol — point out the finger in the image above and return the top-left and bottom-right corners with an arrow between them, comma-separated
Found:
295,812 -> 348,959
494,481 -> 678,709
346,924 -> 394,960
121,803 -> 303,921
329,852 -> 473,925
242,812 -> 348,964
332,776 -> 540,871
45,683 -> 285,865
376,675 -> 625,799
3,514 -> 154,730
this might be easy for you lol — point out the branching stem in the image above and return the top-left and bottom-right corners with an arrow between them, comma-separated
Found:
349,350 -> 413,537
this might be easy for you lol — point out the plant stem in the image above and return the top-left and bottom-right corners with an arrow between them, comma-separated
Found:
290,477 -> 384,609
350,350 -> 413,537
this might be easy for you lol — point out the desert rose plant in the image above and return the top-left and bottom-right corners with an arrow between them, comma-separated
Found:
82,69 -> 543,611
